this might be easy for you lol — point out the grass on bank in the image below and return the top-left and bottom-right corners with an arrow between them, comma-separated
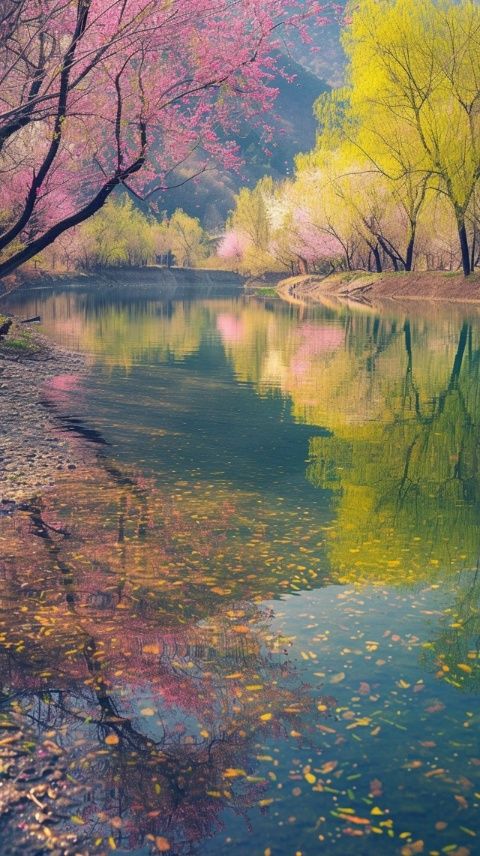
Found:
0,315 -> 41,355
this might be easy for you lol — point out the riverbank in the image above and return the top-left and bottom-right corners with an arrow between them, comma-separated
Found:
0,318 -> 91,506
0,320 -> 97,851
277,270 -> 480,306
0,265 -> 245,299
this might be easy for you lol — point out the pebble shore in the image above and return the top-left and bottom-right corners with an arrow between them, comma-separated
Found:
0,321 -> 95,853
0,322 -> 91,506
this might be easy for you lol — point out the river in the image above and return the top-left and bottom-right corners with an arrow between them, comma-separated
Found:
1,280 -> 479,855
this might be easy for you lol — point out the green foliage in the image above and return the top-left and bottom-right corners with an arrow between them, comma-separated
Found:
77,196 -> 159,269
313,87 -> 353,152
0,325 -> 37,353
64,197 -> 210,270
229,178 -> 273,252
167,209 -> 209,268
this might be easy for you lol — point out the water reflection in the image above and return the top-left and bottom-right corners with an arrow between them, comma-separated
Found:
0,463 -> 329,853
1,285 -> 480,854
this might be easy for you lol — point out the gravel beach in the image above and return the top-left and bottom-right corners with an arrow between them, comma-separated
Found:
0,321 -> 92,506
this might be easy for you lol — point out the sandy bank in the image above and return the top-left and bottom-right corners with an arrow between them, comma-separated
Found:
277,271 -> 480,307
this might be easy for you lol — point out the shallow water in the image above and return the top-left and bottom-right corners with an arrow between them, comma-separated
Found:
1,282 -> 480,855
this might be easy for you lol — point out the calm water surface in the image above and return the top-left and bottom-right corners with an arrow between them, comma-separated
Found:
1,282 -> 480,855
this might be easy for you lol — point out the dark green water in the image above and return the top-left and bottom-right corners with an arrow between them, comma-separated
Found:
1,283 -> 480,855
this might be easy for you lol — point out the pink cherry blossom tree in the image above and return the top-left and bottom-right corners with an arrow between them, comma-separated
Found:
289,208 -> 343,272
0,0 -> 328,279
217,229 -> 249,265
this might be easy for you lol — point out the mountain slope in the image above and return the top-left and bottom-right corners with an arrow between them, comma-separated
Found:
160,55 -> 329,227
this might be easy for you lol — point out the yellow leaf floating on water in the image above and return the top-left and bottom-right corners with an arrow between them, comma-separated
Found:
141,707 -> 155,716
330,672 -> 345,684
320,760 -> 338,774
304,772 -> 317,784
105,734 -> 119,745
347,717 -> 371,729
458,663 -> 472,673
260,713 -> 272,721
223,768 -> 246,778
338,814 -> 370,825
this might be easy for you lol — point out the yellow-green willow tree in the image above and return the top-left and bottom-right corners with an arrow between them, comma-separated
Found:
345,0 -> 480,275
218,0 -> 480,277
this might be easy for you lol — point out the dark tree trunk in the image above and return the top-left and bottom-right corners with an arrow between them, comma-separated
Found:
0,317 -> 12,338
371,244 -> 382,273
405,235 -> 415,271
0,177 -> 119,279
378,236 -> 399,271
458,220 -> 471,276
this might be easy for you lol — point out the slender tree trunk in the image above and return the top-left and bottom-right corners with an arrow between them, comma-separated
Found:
405,234 -> 415,272
371,244 -> 382,273
377,236 -> 399,271
0,177 -> 119,280
458,219 -> 471,277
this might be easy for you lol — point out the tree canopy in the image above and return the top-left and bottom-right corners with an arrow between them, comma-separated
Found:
220,0 -> 480,277
0,0 -> 326,277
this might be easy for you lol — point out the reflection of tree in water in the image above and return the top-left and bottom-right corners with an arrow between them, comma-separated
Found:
307,318 -> 480,577
305,316 -> 480,689
0,463 -> 323,853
